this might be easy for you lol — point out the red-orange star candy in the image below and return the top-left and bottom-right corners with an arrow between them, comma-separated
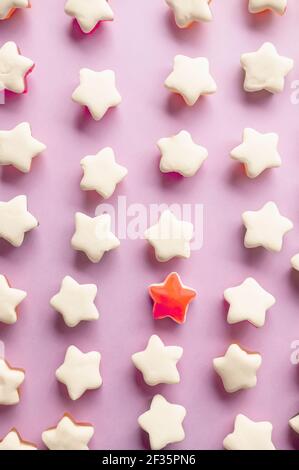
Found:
149,272 -> 197,324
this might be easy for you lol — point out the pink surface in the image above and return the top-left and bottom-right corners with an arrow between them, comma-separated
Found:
0,0 -> 299,450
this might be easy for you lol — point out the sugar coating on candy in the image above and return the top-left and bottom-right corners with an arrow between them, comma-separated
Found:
132,335 -> 183,386
138,395 -> 186,450
65,0 -> 114,34
144,210 -> 194,262
242,201 -> 293,252
71,212 -> 120,263
231,128 -> 281,178
223,414 -> 275,450
42,415 -> 94,450
0,195 -> 38,247
165,0 -> 212,28
0,430 -> 37,450
248,0 -> 287,14
158,130 -> 208,177
149,272 -> 196,324
165,55 -> 217,106
72,68 -> 121,121
224,277 -> 276,328
213,344 -> 262,393
80,147 -> 128,199
0,122 -> 46,173
241,42 -> 293,94
0,358 -> 25,405
291,254 -> 299,271
56,345 -> 102,400
50,276 -> 99,327
0,275 -> 27,325
0,41 -> 34,93
0,1 -> 30,21
289,415 -> 299,434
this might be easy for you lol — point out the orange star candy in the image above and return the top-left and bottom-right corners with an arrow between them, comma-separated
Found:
149,272 -> 197,324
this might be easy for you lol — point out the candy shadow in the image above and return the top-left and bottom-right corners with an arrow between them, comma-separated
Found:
73,105 -> 119,134
67,18 -> 110,42
288,425 -> 299,450
241,1 -> 275,29
163,10 -> 206,43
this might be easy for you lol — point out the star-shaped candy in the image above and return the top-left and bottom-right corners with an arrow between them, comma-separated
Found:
65,0 -> 114,34
80,147 -> 128,199
0,358 -> 25,405
0,1 -> 30,20
0,122 -> 46,173
289,414 -> 299,434
132,335 -> 183,386
223,414 -> 275,450
42,415 -> 94,450
213,344 -> 262,393
158,130 -> 208,177
138,395 -> 186,450
291,254 -> 299,271
149,272 -> 196,324
248,0 -> 287,14
0,195 -> 38,247
0,275 -> 27,325
0,430 -> 37,450
165,55 -> 217,106
50,276 -> 99,327
0,41 -> 34,93
241,42 -> 293,94
144,210 -> 194,262
224,277 -> 275,328
242,201 -> 293,252
56,345 -> 102,400
231,128 -> 281,178
71,212 -> 120,263
165,0 -> 212,28
72,68 -> 121,121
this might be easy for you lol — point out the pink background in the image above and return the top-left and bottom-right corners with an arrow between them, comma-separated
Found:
0,0 -> 299,450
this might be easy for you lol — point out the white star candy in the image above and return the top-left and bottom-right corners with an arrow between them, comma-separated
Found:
71,212 -> 120,263
166,0 -> 212,28
56,345 -> 102,400
0,358 -> 25,405
241,42 -> 293,94
0,195 -> 38,247
248,0 -> 287,14
242,201 -> 293,252
42,415 -> 94,450
80,147 -> 128,199
231,128 -> 281,178
65,0 -> 114,33
291,254 -> 299,271
224,277 -> 275,328
72,68 -> 121,121
0,122 -> 46,173
0,1 -> 30,21
223,414 -> 275,450
0,41 -> 34,93
158,130 -> 208,177
165,55 -> 217,106
132,335 -> 183,386
213,344 -> 262,393
289,414 -> 299,434
50,276 -> 99,327
138,395 -> 186,450
0,275 -> 27,325
144,210 -> 194,262
0,430 -> 37,450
